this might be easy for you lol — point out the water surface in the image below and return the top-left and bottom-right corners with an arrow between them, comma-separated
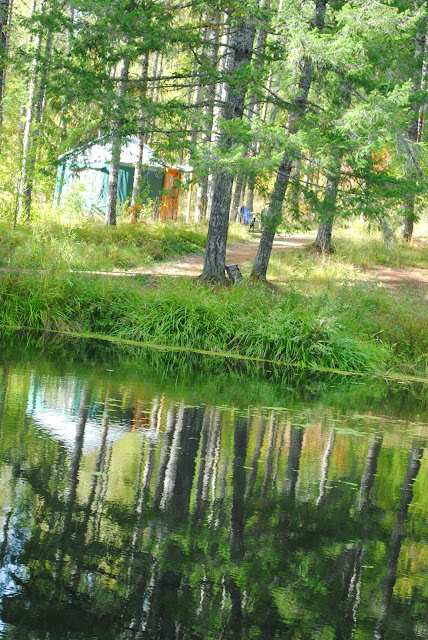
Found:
0,339 -> 427,639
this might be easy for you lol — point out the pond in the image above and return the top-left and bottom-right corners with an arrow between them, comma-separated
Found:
0,336 -> 427,639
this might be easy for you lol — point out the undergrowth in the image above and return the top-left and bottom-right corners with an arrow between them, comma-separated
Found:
267,245 -> 428,376
0,273 -> 390,373
0,220 -> 250,272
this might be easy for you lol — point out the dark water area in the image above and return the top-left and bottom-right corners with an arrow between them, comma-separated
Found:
0,335 -> 427,639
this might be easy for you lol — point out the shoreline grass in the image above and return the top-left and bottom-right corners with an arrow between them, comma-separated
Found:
2,324 -> 427,384
0,219 -> 426,378
0,271 -> 394,374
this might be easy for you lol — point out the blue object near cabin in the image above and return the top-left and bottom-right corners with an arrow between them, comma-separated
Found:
240,206 -> 251,224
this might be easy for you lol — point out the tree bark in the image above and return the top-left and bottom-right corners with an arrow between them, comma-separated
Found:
195,11 -> 221,221
205,12 -> 235,222
401,4 -> 427,241
105,56 -> 129,225
230,174 -> 246,221
245,177 -> 255,211
185,25 -> 208,222
0,0 -> 12,144
21,29 -> 53,216
314,82 -> 351,253
131,53 -> 149,207
228,11 -> 269,220
251,0 -> 328,279
147,51 -> 162,147
200,14 -> 256,281
314,166 -> 341,253
17,0 -> 45,220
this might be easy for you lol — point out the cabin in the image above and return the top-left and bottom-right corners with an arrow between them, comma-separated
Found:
55,137 -> 185,220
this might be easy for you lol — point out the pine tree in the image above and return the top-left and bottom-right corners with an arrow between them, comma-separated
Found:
252,0 -> 328,279
401,0 -> 427,241
0,0 -> 12,143
200,7 -> 257,281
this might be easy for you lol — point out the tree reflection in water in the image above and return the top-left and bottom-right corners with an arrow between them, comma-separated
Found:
0,360 -> 427,640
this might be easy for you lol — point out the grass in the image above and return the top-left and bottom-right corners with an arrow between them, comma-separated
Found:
264,223 -> 428,377
0,218 -> 251,272
0,216 -> 426,377
0,272 -> 390,374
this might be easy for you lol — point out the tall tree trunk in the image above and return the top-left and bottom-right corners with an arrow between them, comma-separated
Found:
195,11 -> 221,221
185,29 -> 208,222
401,4 -> 427,241
59,2 -> 74,140
147,51 -> 163,146
245,177 -> 255,211
21,29 -> 53,216
229,10 -> 269,220
251,0 -> 328,279
200,15 -> 256,281
313,168 -> 340,253
314,83 -> 351,252
131,53 -> 149,207
17,0 -> 45,220
231,174 -> 246,221
205,12 -> 235,221
105,56 -> 129,226
0,0 -> 12,145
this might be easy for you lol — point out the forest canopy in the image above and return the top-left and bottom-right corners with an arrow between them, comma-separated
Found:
0,0 -> 427,279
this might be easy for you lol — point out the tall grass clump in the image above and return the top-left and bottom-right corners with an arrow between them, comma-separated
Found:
0,273 -> 390,373
0,220 -> 211,271
332,226 -> 428,269
0,218 -> 252,273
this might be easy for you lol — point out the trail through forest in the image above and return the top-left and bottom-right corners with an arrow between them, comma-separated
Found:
144,234 -> 314,276
0,232 -> 426,292
145,233 -> 427,292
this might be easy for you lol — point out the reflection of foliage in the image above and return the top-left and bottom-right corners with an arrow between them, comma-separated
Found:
2,330 -> 428,416
0,342 -> 427,639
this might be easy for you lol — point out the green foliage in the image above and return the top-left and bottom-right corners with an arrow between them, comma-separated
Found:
267,226 -> 428,375
0,218 -> 251,271
0,270 -> 390,373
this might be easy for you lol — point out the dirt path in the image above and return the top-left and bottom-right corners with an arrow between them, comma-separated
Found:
361,264 -> 428,292
142,234 -> 314,276
0,232 -> 427,291
131,232 -> 428,292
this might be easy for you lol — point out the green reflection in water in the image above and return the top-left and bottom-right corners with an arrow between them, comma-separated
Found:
0,338 -> 427,639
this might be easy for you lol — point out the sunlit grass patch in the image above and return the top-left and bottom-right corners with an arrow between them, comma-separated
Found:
331,223 -> 428,269
0,218 -> 253,273
267,248 -> 362,291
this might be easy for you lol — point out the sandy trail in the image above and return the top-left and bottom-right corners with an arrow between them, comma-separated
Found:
0,232 -> 426,291
142,235 -> 314,276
